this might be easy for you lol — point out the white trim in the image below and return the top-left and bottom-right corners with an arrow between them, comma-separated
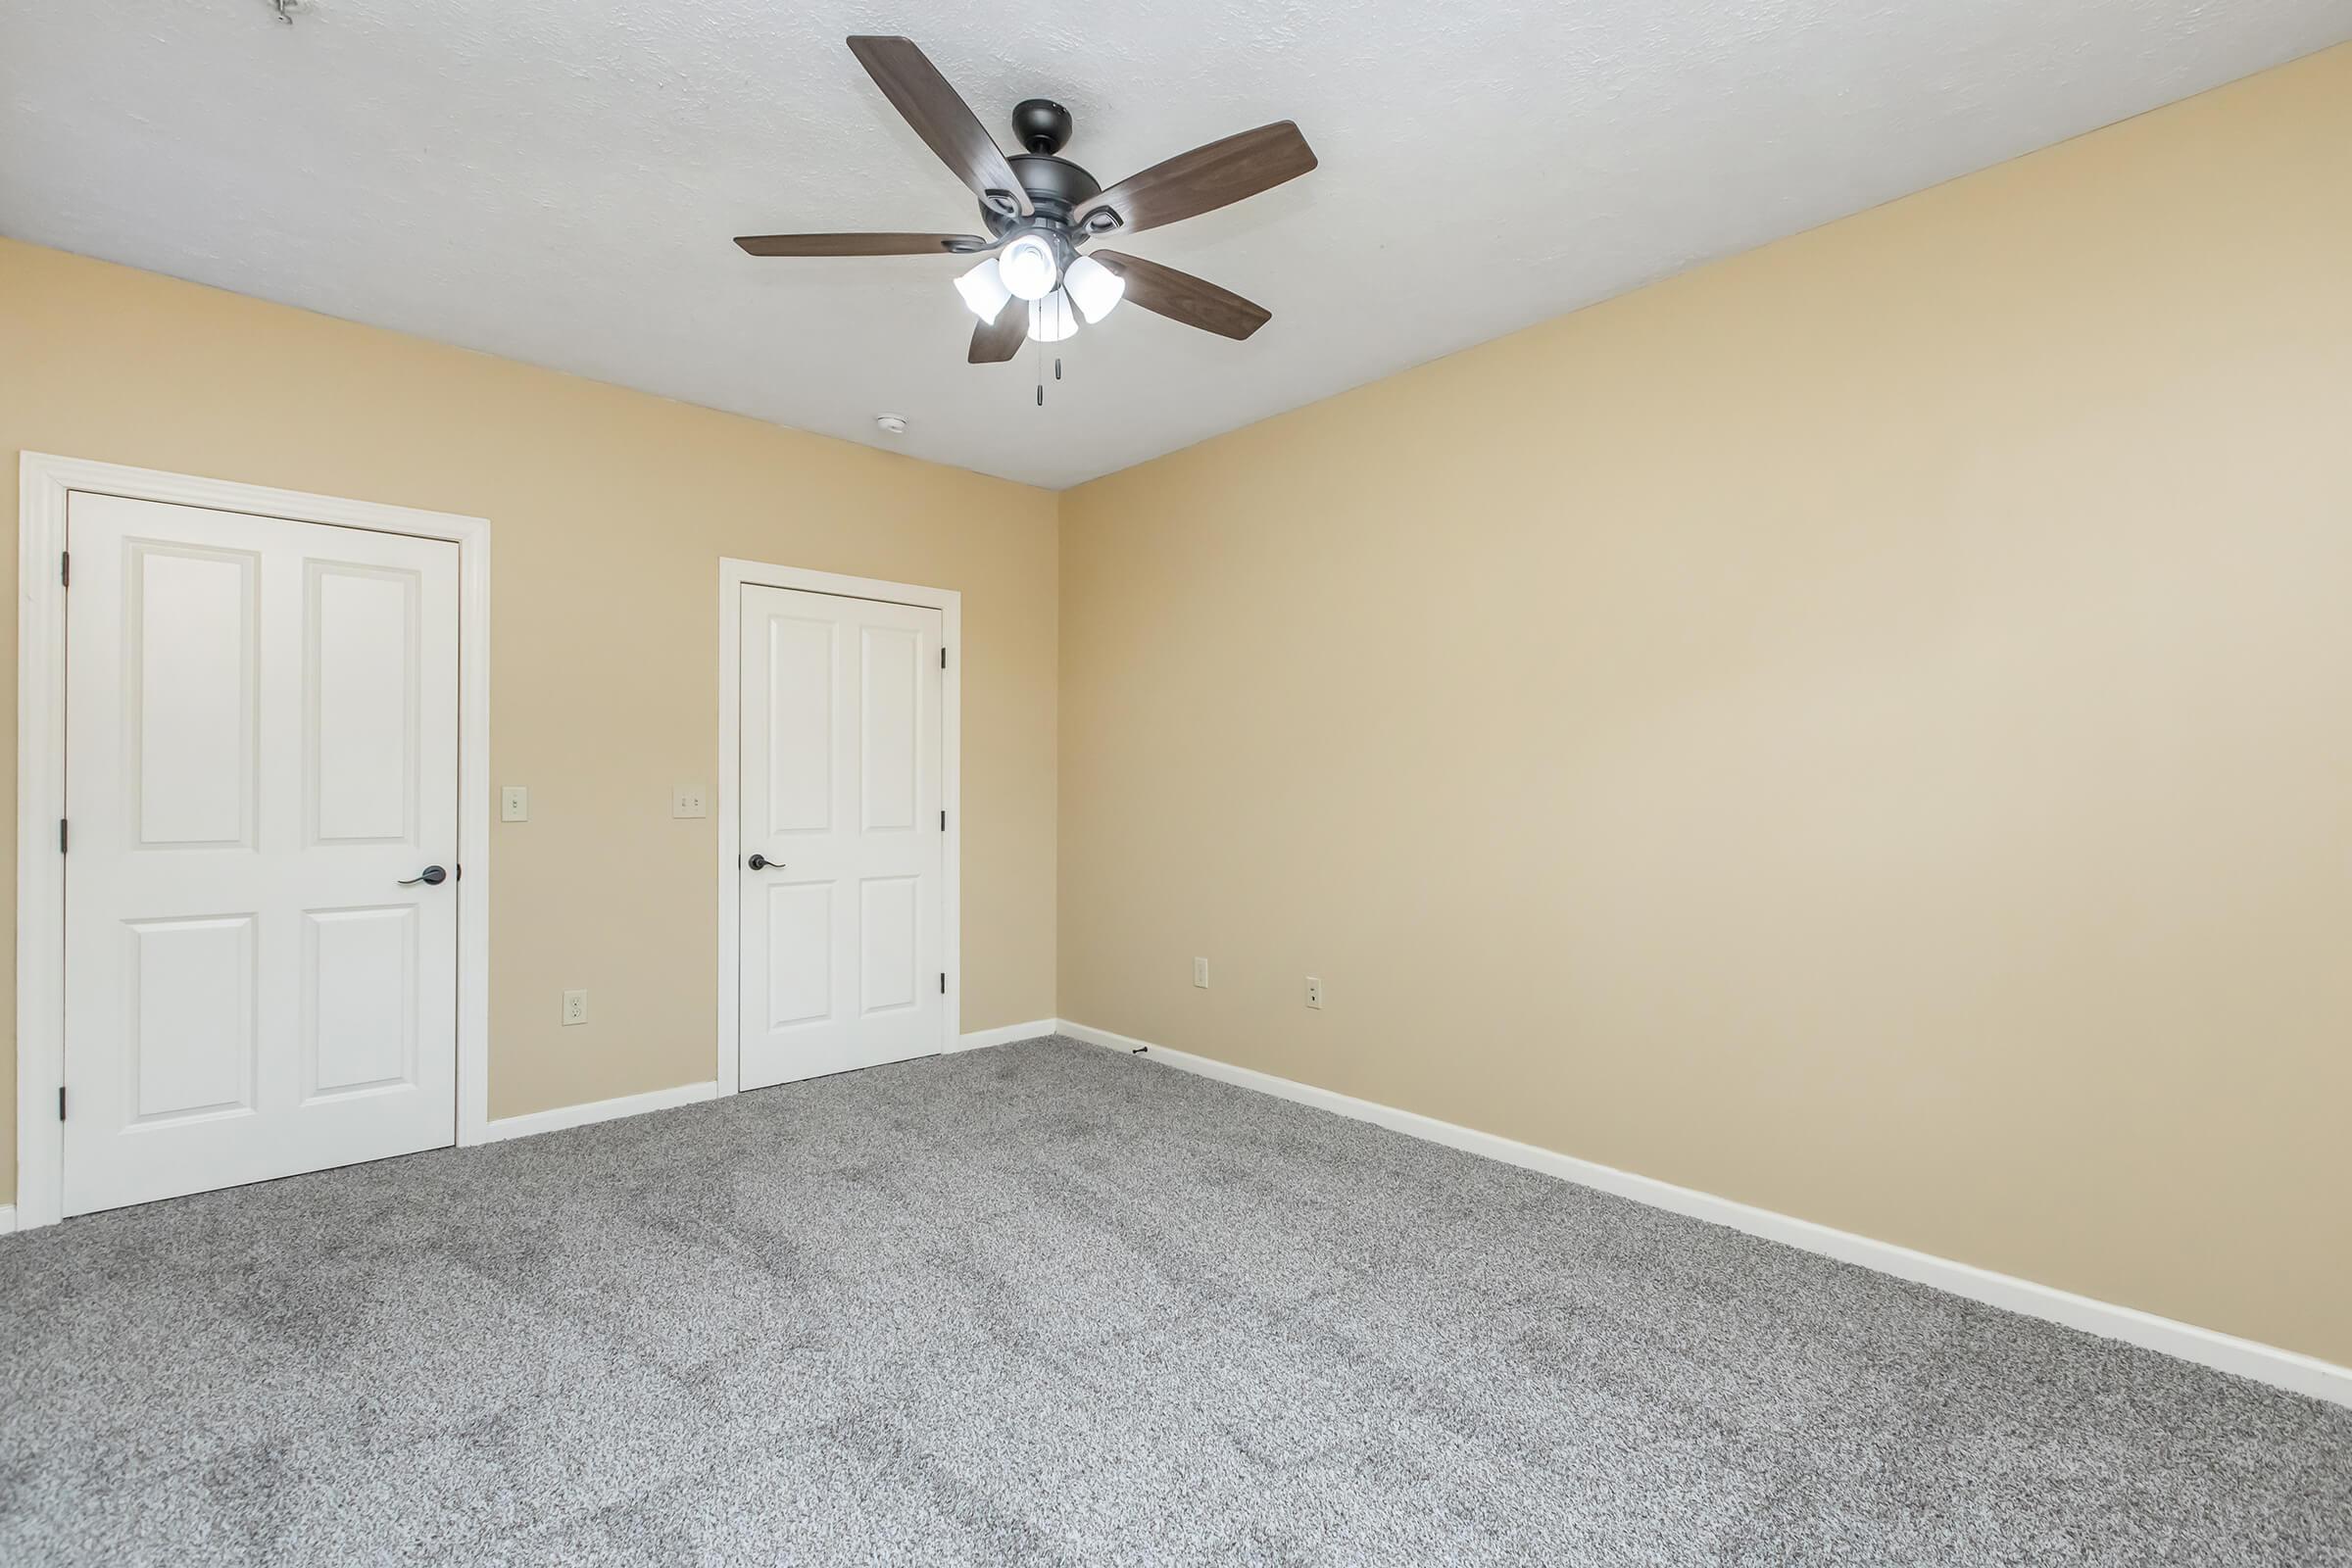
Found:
714,559 -> 962,1099
478,1080 -> 717,1144
1056,1019 -> 2352,1409
952,1018 -> 1057,1053
14,453 -> 494,1230
0,1204 -> 16,1235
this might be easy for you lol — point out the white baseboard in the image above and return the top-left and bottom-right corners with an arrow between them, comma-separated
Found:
1055,1018 -> 2352,1409
478,1080 -> 717,1144
950,1018 -> 1059,1053
0,1203 -> 15,1234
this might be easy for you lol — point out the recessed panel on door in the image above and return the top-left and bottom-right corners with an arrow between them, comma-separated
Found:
766,616 -> 835,836
303,906 -> 418,1099
309,562 -> 420,844
63,490 -> 462,1216
859,876 -> 919,1015
130,543 -> 258,850
765,879 -> 835,1028
738,584 -> 945,1090
125,914 -> 257,1125
860,626 -> 919,832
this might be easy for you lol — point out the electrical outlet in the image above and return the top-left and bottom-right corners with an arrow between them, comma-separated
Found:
672,784 -> 708,819
1193,956 -> 1209,989
1304,976 -> 1323,1009
501,785 -> 529,822
562,989 -> 588,1026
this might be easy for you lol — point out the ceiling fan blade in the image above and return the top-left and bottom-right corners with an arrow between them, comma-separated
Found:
1074,122 -> 1316,236
968,298 -> 1026,363
734,232 -> 994,257
847,36 -> 1033,219
1091,251 -> 1271,340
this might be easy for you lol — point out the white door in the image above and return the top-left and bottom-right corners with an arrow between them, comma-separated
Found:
738,585 -> 945,1090
63,491 -> 461,1215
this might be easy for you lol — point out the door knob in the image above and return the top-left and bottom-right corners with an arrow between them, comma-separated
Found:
747,854 -> 783,870
399,864 -> 448,887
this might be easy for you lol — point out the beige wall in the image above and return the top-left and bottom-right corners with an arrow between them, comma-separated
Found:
1058,44 -> 2352,1365
1,236 -> 1060,1199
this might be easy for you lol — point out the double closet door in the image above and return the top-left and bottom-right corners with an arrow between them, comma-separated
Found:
63,491 -> 462,1216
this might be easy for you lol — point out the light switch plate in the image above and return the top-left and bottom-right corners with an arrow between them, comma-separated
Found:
673,784 -> 709,819
1193,956 -> 1209,989
562,989 -> 588,1026
501,785 -> 529,822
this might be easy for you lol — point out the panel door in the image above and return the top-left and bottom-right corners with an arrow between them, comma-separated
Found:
63,491 -> 461,1215
738,585 -> 944,1090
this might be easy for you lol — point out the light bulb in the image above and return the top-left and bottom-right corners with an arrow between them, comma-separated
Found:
1028,289 -> 1080,343
954,258 -> 1011,323
998,233 -> 1059,302
1063,255 -> 1125,323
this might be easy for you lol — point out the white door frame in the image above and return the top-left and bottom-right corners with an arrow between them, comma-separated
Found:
715,558 -> 960,1098
14,452 -> 493,1230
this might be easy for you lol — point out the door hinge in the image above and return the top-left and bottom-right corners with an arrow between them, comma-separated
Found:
940,972 -> 947,995
939,647 -> 947,670
59,1086 -> 67,1121
59,818 -> 68,855
940,809 -> 946,830
60,550 -> 71,588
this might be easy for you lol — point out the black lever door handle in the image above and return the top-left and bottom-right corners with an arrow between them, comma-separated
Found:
747,854 -> 783,870
399,865 -> 448,887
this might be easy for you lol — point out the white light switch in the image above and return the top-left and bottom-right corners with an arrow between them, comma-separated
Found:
1193,956 -> 1209,989
501,786 -> 529,822
562,989 -> 588,1026
673,784 -> 709,819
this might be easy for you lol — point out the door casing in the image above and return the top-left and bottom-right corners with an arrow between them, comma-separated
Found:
15,452 -> 493,1229
715,558 -> 961,1098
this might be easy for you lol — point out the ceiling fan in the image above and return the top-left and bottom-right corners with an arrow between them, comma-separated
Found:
735,36 -> 1318,366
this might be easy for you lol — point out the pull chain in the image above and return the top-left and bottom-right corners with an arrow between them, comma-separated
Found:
1033,294 -> 1069,407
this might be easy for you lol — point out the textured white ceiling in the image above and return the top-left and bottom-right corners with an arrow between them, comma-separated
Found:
3,3 -> 2343,488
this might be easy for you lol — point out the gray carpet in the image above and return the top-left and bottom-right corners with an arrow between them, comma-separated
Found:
1,1037 -> 2346,1566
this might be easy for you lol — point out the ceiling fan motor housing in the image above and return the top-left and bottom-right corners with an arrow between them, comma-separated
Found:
990,100 -> 1100,232
997,155 -> 1101,226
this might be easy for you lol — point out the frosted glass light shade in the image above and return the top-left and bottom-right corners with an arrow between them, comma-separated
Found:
955,257 -> 1011,321
954,258 -> 1011,322
1063,255 -> 1125,323
998,234 -> 1059,301
1028,290 -> 1080,343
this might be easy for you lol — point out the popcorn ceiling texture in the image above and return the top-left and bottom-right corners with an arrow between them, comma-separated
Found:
1,1039 -> 2347,1564
2,1 -> 2344,487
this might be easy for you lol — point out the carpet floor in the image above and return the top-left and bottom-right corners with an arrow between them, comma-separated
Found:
1,1036 -> 2346,1565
